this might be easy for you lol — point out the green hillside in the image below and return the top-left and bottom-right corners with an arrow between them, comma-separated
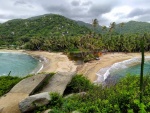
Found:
0,14 -> 91,39
115,21 -> 150,34
77,20 -> 150,34
76,21 -> 103,33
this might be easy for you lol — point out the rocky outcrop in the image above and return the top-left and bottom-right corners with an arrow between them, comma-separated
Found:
0,74 -> 50,113
10,74 -> 50,95
19,72 -> 76,113
40,72 -> 76,95
19,92 -> 50,113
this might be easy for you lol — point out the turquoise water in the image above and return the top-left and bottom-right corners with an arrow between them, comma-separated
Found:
96,57 -> 150,84
108,61 -> 150,80
0,52 -> 40,77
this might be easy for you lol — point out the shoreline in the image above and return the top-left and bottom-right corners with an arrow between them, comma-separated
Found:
77,52 -> 150,82
0,49 -> 77,76
0,49 -> 150,83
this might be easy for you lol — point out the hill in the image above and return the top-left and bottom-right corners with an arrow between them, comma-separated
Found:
0,14 -> 91,39
76,20 -> 103,33
115,21 -> 150,34
77,20 -> 150,34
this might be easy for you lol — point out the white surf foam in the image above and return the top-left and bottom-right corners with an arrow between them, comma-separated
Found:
94,57 -> 150,84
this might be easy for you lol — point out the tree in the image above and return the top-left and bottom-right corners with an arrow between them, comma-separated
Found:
109,22 -> 116,33
92,19 -> 99,31
119,22 -> 124,34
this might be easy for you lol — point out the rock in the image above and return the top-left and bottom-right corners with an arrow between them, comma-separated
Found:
10,74 -> 49,95
64,92 -> 87,99
19,92 -> 51,113
72,110 -> 81,113
42,109 -> 52,113
40,72 -> 76,95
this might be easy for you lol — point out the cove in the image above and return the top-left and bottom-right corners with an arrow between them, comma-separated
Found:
0,52 -> 41,76
96,57 -> 150,84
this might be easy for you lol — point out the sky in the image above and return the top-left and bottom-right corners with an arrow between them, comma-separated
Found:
0,0 -> 150,26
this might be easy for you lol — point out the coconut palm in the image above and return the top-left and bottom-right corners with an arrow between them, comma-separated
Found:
92,19 -> 99,32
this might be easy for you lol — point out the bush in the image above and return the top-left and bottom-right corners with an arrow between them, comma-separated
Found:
49,93 -> 63,108
64,74 -> 94,94
0,76 -> 22,96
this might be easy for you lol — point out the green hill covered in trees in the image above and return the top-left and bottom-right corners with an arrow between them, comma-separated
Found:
0,14 -> 91,45
0,14 -> 150,54
115,21 -> 150,34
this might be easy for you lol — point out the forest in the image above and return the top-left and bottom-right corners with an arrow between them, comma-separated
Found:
0,14 -> 150,55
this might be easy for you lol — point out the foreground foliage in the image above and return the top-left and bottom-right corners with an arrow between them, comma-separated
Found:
0,76 -> 22,96
34,74 -> 150,113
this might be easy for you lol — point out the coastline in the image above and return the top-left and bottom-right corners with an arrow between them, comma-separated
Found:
0,49 -> 150,83
0,49 -> 77,75
25,51 -> 77,73
77,52 -> 150,82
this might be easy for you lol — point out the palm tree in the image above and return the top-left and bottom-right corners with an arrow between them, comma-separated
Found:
92,19 -> 99,32
109,22 -> 116,33
119,22 -> 124,34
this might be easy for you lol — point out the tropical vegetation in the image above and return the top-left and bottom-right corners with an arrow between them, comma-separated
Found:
33,74 -> 150,113
0,76 -> 22,96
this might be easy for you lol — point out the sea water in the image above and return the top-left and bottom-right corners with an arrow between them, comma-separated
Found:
0,52 -> 41,77
95,57 -> 150,84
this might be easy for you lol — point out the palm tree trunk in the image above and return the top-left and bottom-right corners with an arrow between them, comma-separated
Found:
140,35 -> 145,103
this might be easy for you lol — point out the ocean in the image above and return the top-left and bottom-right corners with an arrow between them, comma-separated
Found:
0,52 -> 41,77
95,57 -> 150,84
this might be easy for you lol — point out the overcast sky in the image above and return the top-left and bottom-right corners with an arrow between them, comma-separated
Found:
0,0 -> 150,26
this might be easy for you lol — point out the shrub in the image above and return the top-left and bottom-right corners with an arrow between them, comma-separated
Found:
0,76 -> 22,96
64,74 -> 94,94
49,93 -> 63,108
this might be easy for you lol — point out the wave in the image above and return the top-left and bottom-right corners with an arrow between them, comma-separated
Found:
30,55 -> 48,74
94,56 -> 150,84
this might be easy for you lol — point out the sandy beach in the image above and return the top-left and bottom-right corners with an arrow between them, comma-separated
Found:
77,52 -> 150,82
0,50 -> 150,83
25,51 -> 77,73
0,49 -> 77,73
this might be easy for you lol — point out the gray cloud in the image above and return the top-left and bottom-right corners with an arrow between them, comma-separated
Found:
0,0 -> 150,26
137,14 -> 150,21
88,4 -> 114,17
44,5 -> 69,14
71,0 -> 80,6
82,1 -> 93,6
14,0 -> 27,5
0,14 -> 16,19
127,8 -> 150,18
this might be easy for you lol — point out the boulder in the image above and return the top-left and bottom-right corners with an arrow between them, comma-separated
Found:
40,72 -> 76,95
72,110 -> 81,113
64,92 -> 87,99
42,109 -> 52,113
19,92 -> 50,113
